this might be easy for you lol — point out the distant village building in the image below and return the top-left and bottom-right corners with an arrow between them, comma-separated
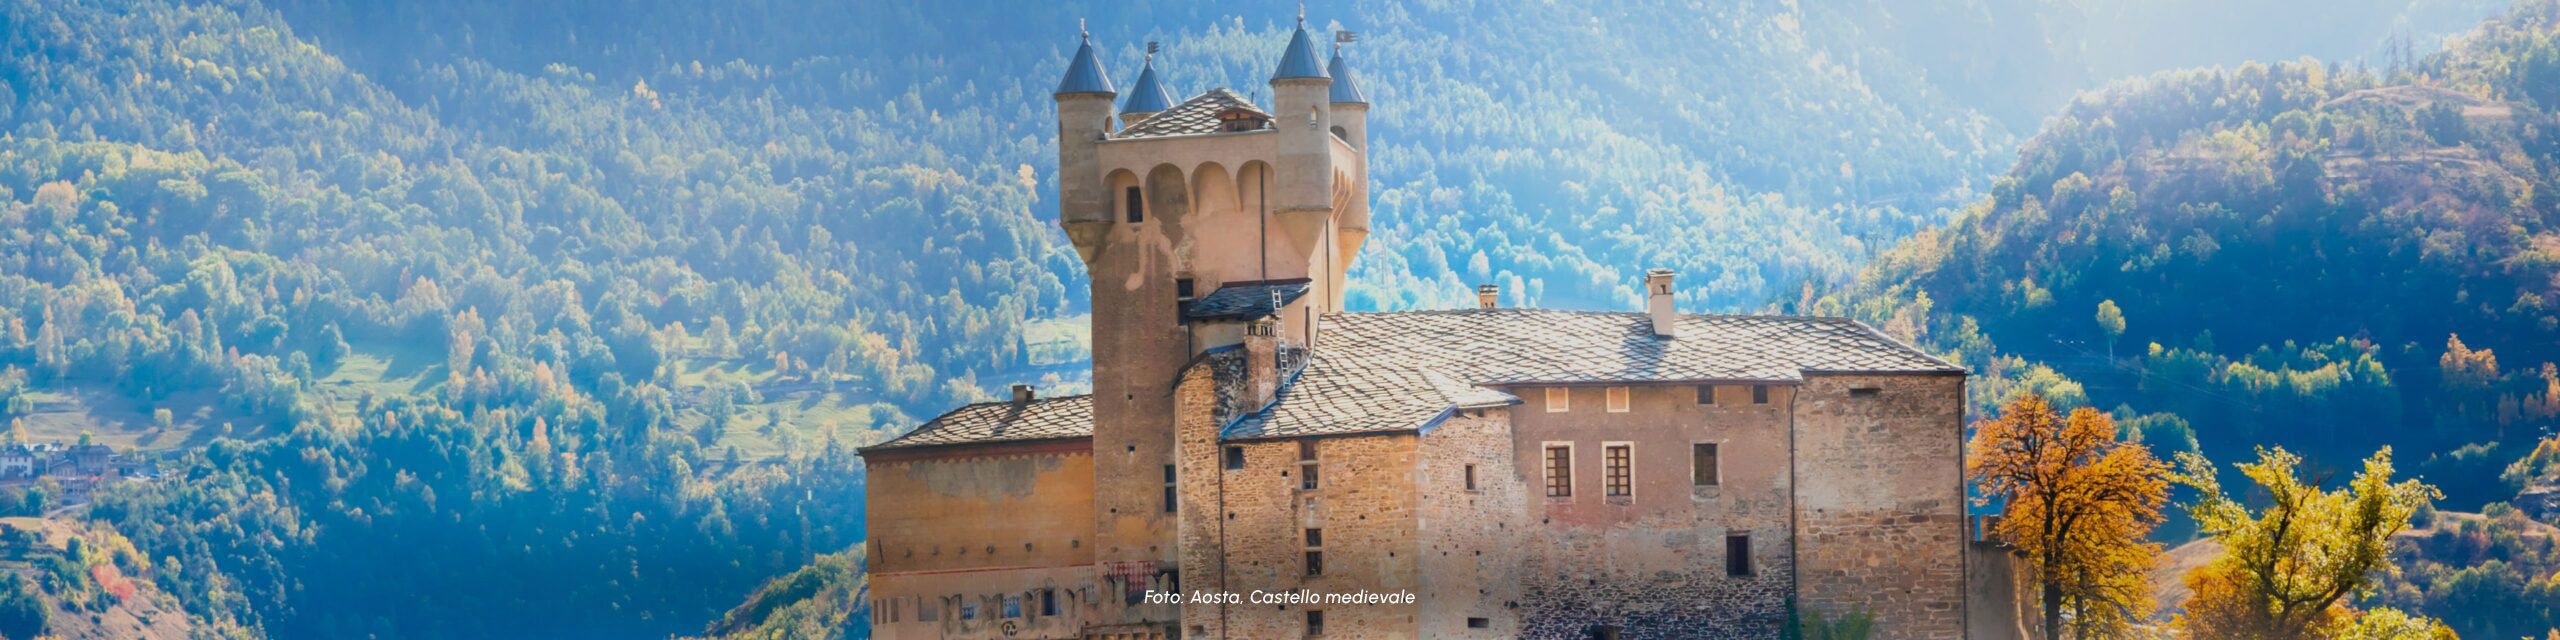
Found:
65,444 -> 114,476
0,445 -> 35,478
858,13 -> 1973,640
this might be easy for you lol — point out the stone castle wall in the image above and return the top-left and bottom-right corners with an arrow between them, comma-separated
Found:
1415,408 -> 1528,638
1791,374 -> 1968,639
864,444 -> 1099,639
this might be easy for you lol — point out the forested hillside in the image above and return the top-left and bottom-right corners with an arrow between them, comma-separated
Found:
1813,1 -> 2560,633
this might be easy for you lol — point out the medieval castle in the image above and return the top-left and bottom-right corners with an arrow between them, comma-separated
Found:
859,14 -> 1974,640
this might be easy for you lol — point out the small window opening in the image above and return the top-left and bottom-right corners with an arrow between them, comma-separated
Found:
1468,617 -> 1491,629
1041,589 -> 1058,616
1463,464 -> 1477,491
1693,443 -> 1720,487
1305,550 -> 1324,576
1850,386 -> 1881,397
1545,387 -> 1570,413
1163,464 -> 1178,513
1751,384 -> 1770,404
1124,186 -> 1144,223
1306,610 -> 1326,636
1605,386 -> 1630,413
1696,384 -> 1716,405
1225,446 -> 1247,470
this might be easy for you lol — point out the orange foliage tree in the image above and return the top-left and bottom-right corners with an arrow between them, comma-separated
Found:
1967,392 -> 2170,639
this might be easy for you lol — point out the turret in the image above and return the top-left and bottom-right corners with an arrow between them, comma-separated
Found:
1054,23 -> 1117,264
1326,44 -> 1368,152
1121,46 -> 1175,126
1325,40 -> 1371,289
1267,14 -> 1336,275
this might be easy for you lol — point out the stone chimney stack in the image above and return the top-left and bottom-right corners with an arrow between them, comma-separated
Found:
1011,384 -> 1035,403
1476,284 -> 1500,309
1246,317 -> 1280,407
1645,268 -> 1678,338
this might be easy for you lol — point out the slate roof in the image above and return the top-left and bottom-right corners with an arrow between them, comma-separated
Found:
861,394 -> 1094,452
1185,279 -> 1311,321
1327,52 -> 1367,104
1117,89 -> 1270,138
1272,24 -> 1329,81
1221,309 -> 1960,440
1123,59 -> 1176,114
1055,39 -> 1115,96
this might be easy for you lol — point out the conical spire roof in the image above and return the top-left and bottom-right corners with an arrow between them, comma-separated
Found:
1122,57 -> 1175,114
1270,19 -> 1330,81
1326,49 -> 1366,104
1055,31 -> 1116,97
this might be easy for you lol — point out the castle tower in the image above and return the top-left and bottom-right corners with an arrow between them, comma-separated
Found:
1052,14 -> 1371,635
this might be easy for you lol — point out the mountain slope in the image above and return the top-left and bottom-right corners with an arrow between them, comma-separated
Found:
1814,2 -> 2560,633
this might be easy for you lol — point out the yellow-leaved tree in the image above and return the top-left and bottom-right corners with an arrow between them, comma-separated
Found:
1967,392 -> 2170,639
2170,446 -> 2450,639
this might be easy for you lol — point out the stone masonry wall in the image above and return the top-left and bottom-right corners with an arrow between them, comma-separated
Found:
1791,374 -> 1967,640
864,445 -> 1098,639
1415,408 -> 1528,638
1175,360 -> 1423,639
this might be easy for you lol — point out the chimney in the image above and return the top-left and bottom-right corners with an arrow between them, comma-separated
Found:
1475,284 -> 1500,309
1246,317 -> 1281,407
1011,384 -> 1035,403
1645,269 -> 1677,338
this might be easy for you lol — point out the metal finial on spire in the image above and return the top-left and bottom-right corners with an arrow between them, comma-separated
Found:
1079,18 -> 1088,42
1298,4 -> 1306,25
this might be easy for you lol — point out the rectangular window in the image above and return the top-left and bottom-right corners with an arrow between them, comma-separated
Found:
1751,384 -> 1770,404
1164,464 -> 1178,513
1543,445 -> 1573,497
1606,386 -> 1630,412
1175,277 -> 1196,300
1305,528 -> 1323,547
1545,387 -> 1570,412
1041,589 -> 1058,616
1164,464 -> 1177,483
921,599 -> 939,621
1726,534 -> 1752,576
1468,617 -> 1491,629
1696,384 -> 1716,404
1225,446 -> 1246,470
1306,610 -> 1326,636
1004,594 -> 1022,618
1125,186 -> 1144,223
1693,443 -> 1720,487
960,599 -> 979,620
1305,550 -> 1324,576
1299,441 -> 1319,490
1463,464 -> 1477,491
1604,444 -> 1632,497
1850,386 -> 1881,397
